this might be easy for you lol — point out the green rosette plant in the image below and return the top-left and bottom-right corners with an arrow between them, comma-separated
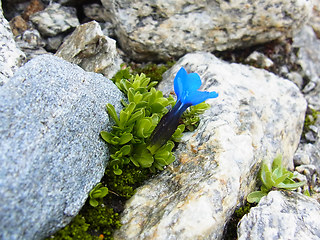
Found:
247,155 -> 306,203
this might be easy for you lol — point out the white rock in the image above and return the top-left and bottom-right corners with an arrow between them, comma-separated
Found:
30,3 -> 80,37
55,21 -> 122,79
0,0 -> 25,85
114,52 -> 307,240
245,51 -> 274,68
102,0 -> 313,61
293,25 -> 320,111
286,71 -> 304,90
238,191 -> 320,240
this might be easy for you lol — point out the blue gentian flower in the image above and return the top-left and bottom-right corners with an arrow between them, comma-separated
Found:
147,67 -> 218,153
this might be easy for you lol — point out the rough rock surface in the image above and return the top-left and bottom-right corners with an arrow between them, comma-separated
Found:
30,3 -> 79,37
114,52 -> 306,239
102,0 -> 313,61
238,191 -> 320,239
0,0 -> 25,85
293,25 -> 320,111
0,55 -> 123,240
56,21 -> 121,79
294,114 -> 320,176
15,28 -> 48,60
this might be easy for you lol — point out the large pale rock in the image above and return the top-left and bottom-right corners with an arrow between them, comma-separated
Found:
0,0 -> 25,85
30,3 -> 79,37
102,0 -> 313,61
0,55 -> 123,240
114,52 -> 306,239
56,21 -> 121,79
238,191 -> 320,239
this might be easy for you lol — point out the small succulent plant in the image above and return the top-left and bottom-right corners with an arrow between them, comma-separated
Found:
89,183 -> 109,207
247,155 -> 306,203
101,66 -> 218,174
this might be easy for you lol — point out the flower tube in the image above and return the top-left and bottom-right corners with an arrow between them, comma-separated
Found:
147,67 -> 218,153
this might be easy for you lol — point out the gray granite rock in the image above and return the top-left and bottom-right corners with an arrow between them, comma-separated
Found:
15,28 -> 49,60
293,25 -> 320,111
294,115 -> 320,176
238,191 -> 320,240
114,52 -> 306,240
102,0 -> 312,61
83,3 -> 111,22
0,0 -> 25,85
0,54 -> 123,240
309,0 -> 320,38
30,3 -> 79,37
245,51 -> 274,69
55,21 -> 122,79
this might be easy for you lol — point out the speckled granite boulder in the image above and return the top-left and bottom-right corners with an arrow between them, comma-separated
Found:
0,55 -> 123,240
0,0 -> 25,85
114,52 -> 307,240
102,0 -> 313,61
238,191 -> 320,239
56,21 -> 122,79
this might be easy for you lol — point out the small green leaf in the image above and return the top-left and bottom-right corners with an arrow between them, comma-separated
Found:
127,109 -> 144,125
100,131 -> 115,144
171,124 -> 185,142
260,162 -> 274,190
273,172 -> 291,187
304,189 -> 311,196
119,133 -> 133,145
89,198 -> 99,207
147,81 -> 158,90
247,191 -> 267,203
134,92 -> 143,103
135,117 -> 154,138
113,168 -> 123,175
128,88 -> 135,103
272,155 -> 283,171
150,102 -> 165,113
277,181 -> 306,190
119,110 -> 129,129
120,144 -> 132,156
132,144 -> 154,168
106,104 -> 120,126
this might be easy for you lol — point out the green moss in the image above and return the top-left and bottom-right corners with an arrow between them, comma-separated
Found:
130,61 -> 175,82
303,108 -> 319,135
49,203 -> 121,240
103,163 -> 153,199
223,202 -> 255,240
80,204 -> 121,239
48,214 -> 92,240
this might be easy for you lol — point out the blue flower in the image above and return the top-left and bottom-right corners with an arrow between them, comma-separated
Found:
147,67 -> 218,153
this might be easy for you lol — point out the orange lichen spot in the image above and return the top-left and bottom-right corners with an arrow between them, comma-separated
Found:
179,153 -> 190,164
190,144 -> 197,153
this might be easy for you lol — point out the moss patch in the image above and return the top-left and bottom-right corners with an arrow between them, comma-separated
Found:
130,61 -> 175,82
223,202 -> 255,240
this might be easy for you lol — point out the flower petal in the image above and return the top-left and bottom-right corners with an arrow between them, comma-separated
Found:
173,67 -> 187,101
174,67 -> 218,106
183,90 -> 219,106
174,68 -> 202,102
